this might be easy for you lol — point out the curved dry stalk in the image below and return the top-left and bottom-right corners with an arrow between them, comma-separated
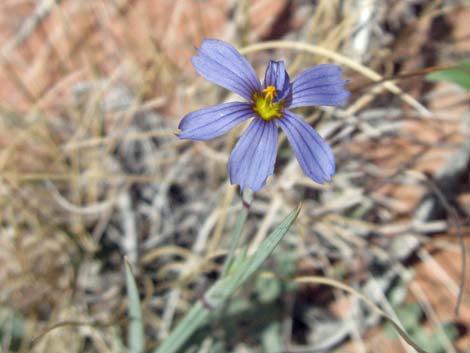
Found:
240,41 -> 431,117
293,276 -> 429,353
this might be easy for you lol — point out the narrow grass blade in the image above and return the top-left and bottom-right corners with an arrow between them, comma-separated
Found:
152,301 -> 208,353
125,258 -> 145,353
152,204 -> 301,353
231,204 -> 301,289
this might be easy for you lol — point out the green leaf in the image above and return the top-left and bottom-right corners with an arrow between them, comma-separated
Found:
152,204 -> 301,353
426,59 -> 470,90
425,323 -> 459,353
261,322 -> 283,353
397,303 -> 422,332
232,204 -> 301,289
411,329 -> 432,352
272,246 -> 298,278
125,259 -> 145,353
440,322 -> 458,342
256,275 -> 282,303
384,302 -> 422,339
0,307 -> 25,351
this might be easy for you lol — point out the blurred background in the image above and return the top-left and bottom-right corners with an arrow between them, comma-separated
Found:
0,0 -> 469,352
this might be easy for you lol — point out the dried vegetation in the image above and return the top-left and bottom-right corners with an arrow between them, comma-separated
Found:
0,1 -> 469,352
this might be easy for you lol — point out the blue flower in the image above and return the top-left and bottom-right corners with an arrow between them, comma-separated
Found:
178,39 -> 350,192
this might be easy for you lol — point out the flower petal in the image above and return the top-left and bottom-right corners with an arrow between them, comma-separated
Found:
192,39 -> 261,100
178,102 -> 253,141
290,64 -> 350,108
277,111 -> 335,183
263,60 -> 291,101
228,119 -> 278,192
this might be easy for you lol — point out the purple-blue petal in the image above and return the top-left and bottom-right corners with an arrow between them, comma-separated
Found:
277,111 -> 335,183
178,102 -> 253,141
263,60 -> 291,101
192,39 -> 261,100
228,118 -> 278,192
290,64 -> 350,108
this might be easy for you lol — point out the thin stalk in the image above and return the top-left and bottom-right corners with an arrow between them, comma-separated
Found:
153,190 -> 253,353
221,189 -> 253,276
151,204 -> 300,353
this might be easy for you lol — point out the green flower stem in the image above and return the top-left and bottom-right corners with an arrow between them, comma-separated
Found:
153,192 -> 252,353
221,189 -> 252,277
151,201 -> 300,353
215,201 -> 250,348
221,209 -> 248,276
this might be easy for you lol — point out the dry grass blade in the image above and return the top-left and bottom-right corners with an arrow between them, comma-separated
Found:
1,1 -> 468,352
240,41 -> 432,117
294,276 -> 429,353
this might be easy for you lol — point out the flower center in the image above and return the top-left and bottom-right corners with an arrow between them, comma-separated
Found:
252,85 -> 284,121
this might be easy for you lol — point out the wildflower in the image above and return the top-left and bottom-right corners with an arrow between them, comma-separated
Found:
178,39 -> 349,192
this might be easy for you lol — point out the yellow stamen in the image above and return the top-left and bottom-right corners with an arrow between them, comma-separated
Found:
252,85 -> 284,121
262,85 -> 277,101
